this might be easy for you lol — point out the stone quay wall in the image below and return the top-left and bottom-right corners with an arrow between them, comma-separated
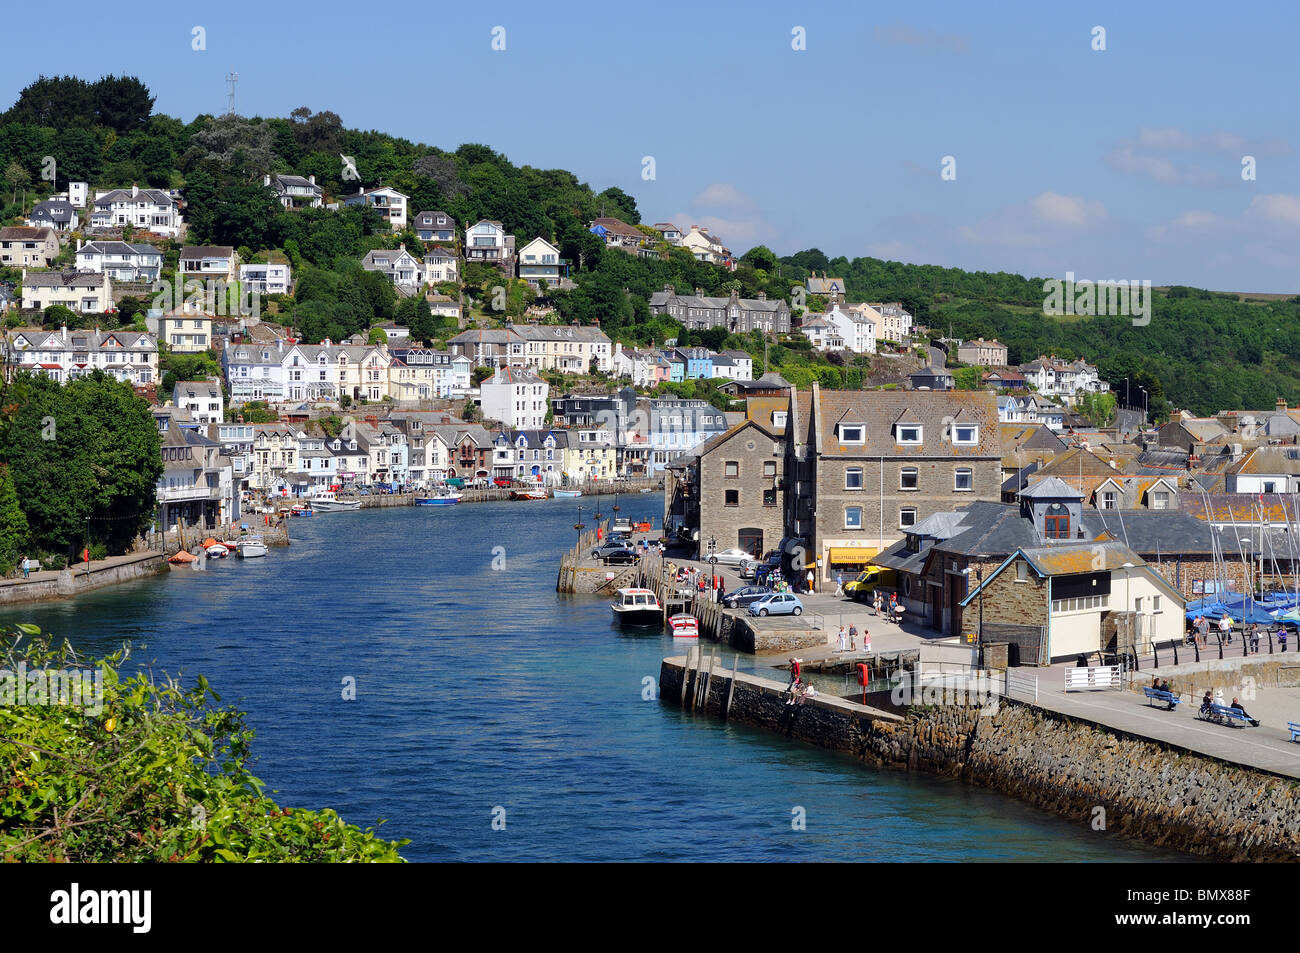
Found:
0,552 -> 168,606
660,656 -> 1300,861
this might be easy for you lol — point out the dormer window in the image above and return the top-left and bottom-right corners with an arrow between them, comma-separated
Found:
838,424 -> 864,444
1044,503 -> 1070,539
953,425 -> 978,445
895,424 -> 922,444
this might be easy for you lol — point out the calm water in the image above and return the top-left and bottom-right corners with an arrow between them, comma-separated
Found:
1,500 -> 1180,861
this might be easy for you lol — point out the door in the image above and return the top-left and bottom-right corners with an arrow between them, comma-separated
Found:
738,528 -> 763,558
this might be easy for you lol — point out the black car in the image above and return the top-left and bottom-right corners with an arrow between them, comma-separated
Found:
602,549 -> 638,566
722,585 -> 770,609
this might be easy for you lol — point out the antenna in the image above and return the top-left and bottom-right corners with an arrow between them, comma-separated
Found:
226,71 -> 239,116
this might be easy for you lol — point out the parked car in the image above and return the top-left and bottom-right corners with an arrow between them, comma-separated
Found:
844,566 -> 896,600
611,517 -> 633,534
446,477 -> 466,489
707,548 -> 754,567
467,478 -> 489,489
748,592 -> 804,617
753,556 -> 783,586
722,586 -> 770,609
493,477 -> 512,488
602,549 -> 638,566
591,541 -> 635,562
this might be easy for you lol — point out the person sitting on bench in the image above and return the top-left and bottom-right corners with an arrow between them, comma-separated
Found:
1229,697 -> 1260,727
1158,679 -> 1176,710
1200,690 -> 1214,716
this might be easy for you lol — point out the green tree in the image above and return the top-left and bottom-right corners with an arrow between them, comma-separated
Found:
368,326 -> 388,345
0,464 -> 29,574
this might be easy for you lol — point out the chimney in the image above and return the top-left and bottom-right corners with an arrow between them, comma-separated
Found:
1278,398 -> 1288,412
694,287 -> 704,296
757,291 -> 767,301
308,174 -> 316,185
131,184 -> 138,198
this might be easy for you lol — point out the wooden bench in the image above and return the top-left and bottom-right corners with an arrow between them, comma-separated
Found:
1198,703 -> 1255,728
1142,687 -> 1180,709
1288,722 -> 1300,743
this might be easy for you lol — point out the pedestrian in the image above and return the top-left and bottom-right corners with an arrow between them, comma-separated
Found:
835,572 -> 844,597
1281,627 -> 1289,652
862,627 -> 872,653
20,555 -> 29,579
1219,615 -> 1233,644
849,624 -> 858,651
889,592 -> 899,623
1251,626 -> 1261,653
806,569 -> 815,594
838,625 -> 846,652
873,591 -> 882,617
717,579 -> 726,604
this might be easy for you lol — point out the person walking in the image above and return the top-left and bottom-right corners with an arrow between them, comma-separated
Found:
835,572 -> 844,597
20,555 -> 29,579
873,591 -> 883,617
837,625 -> 847,652
889,591 -> 899,623
862,627 -> 872,654
717,578 -> 726,604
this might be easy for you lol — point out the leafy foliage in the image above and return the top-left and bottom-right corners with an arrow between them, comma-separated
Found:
0,631 -> 406,862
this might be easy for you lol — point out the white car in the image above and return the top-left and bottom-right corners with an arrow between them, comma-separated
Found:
708,548 -> 755,567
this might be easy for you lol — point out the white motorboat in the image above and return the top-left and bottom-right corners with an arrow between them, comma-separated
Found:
237,537 -> 268,558
307,491 -> 361,511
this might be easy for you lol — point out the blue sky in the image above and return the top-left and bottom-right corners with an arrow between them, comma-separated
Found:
4,0 -> 1300,291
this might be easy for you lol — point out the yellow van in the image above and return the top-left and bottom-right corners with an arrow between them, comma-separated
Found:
843,566 -> 895,600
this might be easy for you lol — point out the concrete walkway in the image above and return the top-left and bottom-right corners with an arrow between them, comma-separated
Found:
0,552 -> 157,588
1021,664 -> 1300,780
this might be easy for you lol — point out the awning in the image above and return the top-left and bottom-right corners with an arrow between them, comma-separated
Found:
829,547 -> 879,564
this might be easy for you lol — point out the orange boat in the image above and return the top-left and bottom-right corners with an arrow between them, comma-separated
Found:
168,550 -> 196,564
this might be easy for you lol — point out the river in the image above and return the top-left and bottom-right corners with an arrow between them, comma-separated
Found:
0,499 -> 1181,861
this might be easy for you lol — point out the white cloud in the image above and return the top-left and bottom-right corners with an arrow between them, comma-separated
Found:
1107,127 -> 1289,185
958,192 -> 1107,247
1030,192 -> 1107,227
670,183 -> 774,247
1247,193 -> 1300,228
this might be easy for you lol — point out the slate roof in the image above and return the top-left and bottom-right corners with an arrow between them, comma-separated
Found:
179,245 -> 235,259
28,200 -> 76,225
1,226 -> 56,241
21,271 -> 108,288
817,390 -> 1000,457
79,240 -> 161,258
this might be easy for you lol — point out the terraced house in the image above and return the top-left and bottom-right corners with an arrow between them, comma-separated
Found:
648,285 -> 790,334
3,326 -> 158,387
788,386 -> 1003,586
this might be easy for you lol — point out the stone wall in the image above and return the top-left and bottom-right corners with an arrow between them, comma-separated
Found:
977,559 -> 1048,629
0,553 -> 167,606
661,656 -> 1300,860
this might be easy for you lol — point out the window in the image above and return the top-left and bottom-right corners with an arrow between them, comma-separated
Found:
1264,481 -> 1277,494
1135,597 -> 1143,613
900,507 -> 917,527
839,424 -> 864,444
1153,595 -> 1162,612
896,425 -> 922,444
772,411 -> 787,428
1101,491 -> 1116,510
725,489 -> 739,507
954,468 -> 972,491
724,461 -> 739,478
763,461 -> 777,478
900,468 -> 918,490
1016,561 -> 1029,582
844,506 -> 862,529
953,425 -> 977,445
1151,492 -> 1169,510
1052,594 -> 1109,613
845,467 -> 863,490
1044,503 -> 1070,539
763,489 -> 777,506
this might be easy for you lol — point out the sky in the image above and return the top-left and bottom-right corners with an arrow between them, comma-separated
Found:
4,0 -> 1300,291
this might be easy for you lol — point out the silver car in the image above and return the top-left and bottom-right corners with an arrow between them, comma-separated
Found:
708,548 -> 755,567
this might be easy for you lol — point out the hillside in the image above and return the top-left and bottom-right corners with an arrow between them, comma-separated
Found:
2,74 -> 1296,417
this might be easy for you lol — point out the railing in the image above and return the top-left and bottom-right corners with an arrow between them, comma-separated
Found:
1005,670 -> 1039,703
1064,665 -> 1122,691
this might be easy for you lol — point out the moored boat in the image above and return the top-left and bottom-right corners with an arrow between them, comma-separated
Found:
509,488 -> 548,501
611,587 -> 662,627
415,490 -> 462,505
308,491 -> 361,511
237,536 -> 268,558
553,489 -> 583,498
668,613 -> 699,638
205,543 -> 229,558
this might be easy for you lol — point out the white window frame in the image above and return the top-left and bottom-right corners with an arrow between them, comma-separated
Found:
845,467 -> 863,490
952,425 -> 978,445
954,468 -> 973,492
896,424 -> 922,444
844,506 -> 863,529
899,507 -> 917,528
839,424 -> 864,444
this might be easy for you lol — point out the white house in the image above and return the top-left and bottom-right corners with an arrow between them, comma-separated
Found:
1019,355 -> 1110,402
26,199 -> 78,232
824,303 -> 876,354
4,326 -> 158,387
224,340 -> 289,403
799,315 -> 845,351
239,262 -> 293,296
90,186 -> 183,237
343,185 -> 408,230
464,219 -> 515,273
173,379 -> 224,424
710,349 -> 754,382
264,174 -> 323,208
516,237 -> 562,289
480,366 -> 549,430
361,245 -> 423,291
76,240 -> 163,282
679,225 -> 732,267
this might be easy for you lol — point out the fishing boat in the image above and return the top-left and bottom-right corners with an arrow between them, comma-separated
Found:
415,490 -> 462,505
307,491 -> 361,511
610,587 -> 662,627
290,503 -> 314,517
668,614 -> 699,638
205,543 -> 229,559
509,488 -> 548,501
237,536 -> 268,558
553,489 -> 583,498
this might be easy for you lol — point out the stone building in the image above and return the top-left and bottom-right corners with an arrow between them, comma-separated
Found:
694,418 -> 785,559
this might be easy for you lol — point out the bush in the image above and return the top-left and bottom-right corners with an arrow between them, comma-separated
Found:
0,630 -> 407,862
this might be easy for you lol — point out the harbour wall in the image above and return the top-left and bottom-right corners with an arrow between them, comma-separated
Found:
660,656 -> 1300,861
0,552 -> 168,606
